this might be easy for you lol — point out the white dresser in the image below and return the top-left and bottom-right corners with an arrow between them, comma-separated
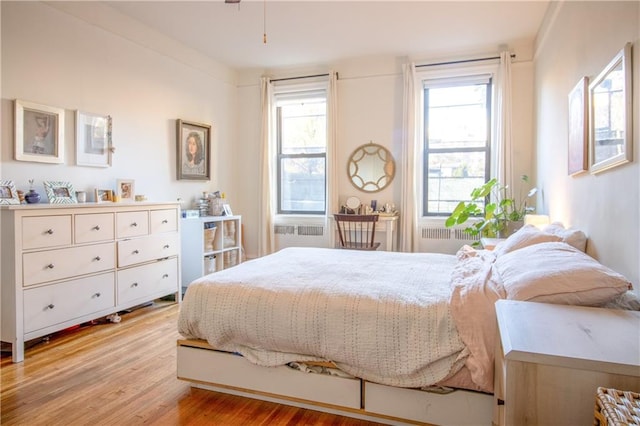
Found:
1,202 -> 181,362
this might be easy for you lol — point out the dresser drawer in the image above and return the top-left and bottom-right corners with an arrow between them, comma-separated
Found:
23,242 -> 115,286
116,211 -> 149,238
117,257 -> 178,305
75,213 -> 115,244
150,209 -> 178,234
22,215 -> 72,250
24,272 -> 115,334
117,233 -> 179,267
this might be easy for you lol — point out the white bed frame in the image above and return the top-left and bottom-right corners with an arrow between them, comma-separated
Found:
177,339 -> 493,426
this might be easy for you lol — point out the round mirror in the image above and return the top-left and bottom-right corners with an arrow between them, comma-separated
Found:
348,143 -> 395,193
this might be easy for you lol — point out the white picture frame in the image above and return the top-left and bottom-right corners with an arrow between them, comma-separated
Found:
0,180 -> 20,205
15,100 -> 65,164
43,181 -> 77,204
223,204 -> 233,216
76,110 -> 112,167
116,179 -> 135,202
589,42 -> 633,174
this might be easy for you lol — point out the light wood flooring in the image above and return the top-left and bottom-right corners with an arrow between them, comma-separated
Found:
1,301 -> 383,425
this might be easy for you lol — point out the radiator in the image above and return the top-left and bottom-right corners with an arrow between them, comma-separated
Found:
275,224 -> 330,250
418,226 -> 478,254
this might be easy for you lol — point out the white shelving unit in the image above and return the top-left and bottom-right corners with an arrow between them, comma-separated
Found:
180,215 -> 242,290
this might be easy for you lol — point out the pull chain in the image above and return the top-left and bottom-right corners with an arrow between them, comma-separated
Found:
263,0 -> 267,44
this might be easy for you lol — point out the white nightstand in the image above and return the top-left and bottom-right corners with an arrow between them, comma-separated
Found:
494,300 -> 640,426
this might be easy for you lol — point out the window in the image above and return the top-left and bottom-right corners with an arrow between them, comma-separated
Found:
276,90 -> 327,214
422,75 -> 492,216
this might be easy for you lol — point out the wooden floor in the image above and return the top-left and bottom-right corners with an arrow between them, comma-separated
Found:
1,301 -> 383,425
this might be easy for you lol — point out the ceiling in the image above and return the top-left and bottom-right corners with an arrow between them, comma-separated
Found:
100,1 -> 550,70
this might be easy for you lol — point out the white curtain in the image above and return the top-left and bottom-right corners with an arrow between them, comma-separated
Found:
400,62 -> 420,252
258,76 -> 275,257
325,71 -> 339,248
494,51 -> 514,191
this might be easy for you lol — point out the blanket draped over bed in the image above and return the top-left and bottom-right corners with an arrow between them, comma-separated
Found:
178,247 -> 502,392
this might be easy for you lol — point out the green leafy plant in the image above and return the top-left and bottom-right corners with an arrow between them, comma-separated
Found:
445,175 -> 537,239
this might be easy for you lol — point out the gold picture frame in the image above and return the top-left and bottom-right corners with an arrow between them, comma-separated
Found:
176,119 -> 211,181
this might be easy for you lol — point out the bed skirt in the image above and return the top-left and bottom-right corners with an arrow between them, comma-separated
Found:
176,339 -> 493,426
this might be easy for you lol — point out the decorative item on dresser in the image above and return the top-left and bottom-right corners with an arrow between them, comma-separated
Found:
0,180 -> 20,205
0,201 -> 181,362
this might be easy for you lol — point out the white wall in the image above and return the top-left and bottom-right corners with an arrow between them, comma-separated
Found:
1,1 -> 237,208
534,1 -> 640,289
236,56 -> 536,258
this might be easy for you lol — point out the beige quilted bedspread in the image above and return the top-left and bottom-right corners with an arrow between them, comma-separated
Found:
178,247 -> 469,388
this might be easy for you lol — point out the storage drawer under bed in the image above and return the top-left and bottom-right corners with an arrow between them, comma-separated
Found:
177,341 -> 362,410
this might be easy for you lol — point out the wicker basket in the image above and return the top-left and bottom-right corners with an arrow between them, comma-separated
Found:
594,387 -> 640,425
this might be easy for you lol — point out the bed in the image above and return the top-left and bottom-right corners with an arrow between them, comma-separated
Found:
177,223 -> 635,425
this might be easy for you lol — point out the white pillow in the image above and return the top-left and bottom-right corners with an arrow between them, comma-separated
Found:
495,241 -> 631,306
543,222 -> 588,252
493,224 -> 561,256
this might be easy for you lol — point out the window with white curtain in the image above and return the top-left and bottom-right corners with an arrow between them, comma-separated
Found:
422,74 -> 493,216
275,88 -> 327,214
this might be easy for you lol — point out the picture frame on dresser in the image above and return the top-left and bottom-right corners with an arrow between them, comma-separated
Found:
14,100 -> 65,164
116,179 -> 135,202
43,181 -> 77,204
0,180 -> 20,205
176,119 -> 211,181
76,110 -> 112,167
95,188 -> 114,203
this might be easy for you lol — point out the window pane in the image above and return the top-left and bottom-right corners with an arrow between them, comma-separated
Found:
427,84 -> 487,150
280,157 -> 326,212
427,151 -> 486,214
280,101 -> 327,154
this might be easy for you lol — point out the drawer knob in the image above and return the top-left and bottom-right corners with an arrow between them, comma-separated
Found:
93,292 -> 101,298
131,282 -> 138,288
162,274 -> 169,279
47,304 -> 55,310
131,222 -> 138,227
93,225 -> 101,231
94,256 -> 101,261
46,264 -> 55,269
163,244 -> 170,249
162,219 -> 168,224
132,249 -> 139,254
46,229 -> 54,235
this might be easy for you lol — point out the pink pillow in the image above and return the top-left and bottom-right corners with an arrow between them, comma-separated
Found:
543,222 -> 588,252
493,224 -> 561,256
495,242 -> 632,306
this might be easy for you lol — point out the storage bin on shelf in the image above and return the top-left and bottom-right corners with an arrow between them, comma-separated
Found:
204,223 -> 217,251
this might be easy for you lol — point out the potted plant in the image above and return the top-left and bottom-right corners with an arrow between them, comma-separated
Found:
445,175 -> 537,239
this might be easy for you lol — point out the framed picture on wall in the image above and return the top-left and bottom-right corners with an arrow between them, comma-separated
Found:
14,100 -> 65,164
76,111 -> 112,167
589,43 -> 632,174
176,119 -> 211,181
567,76 -> 588,176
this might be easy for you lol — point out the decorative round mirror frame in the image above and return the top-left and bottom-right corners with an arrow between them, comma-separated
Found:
347,142 -> 395,193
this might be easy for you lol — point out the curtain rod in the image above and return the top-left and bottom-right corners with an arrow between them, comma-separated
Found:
416,53 -> 516,68
270,73 -> 332,82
